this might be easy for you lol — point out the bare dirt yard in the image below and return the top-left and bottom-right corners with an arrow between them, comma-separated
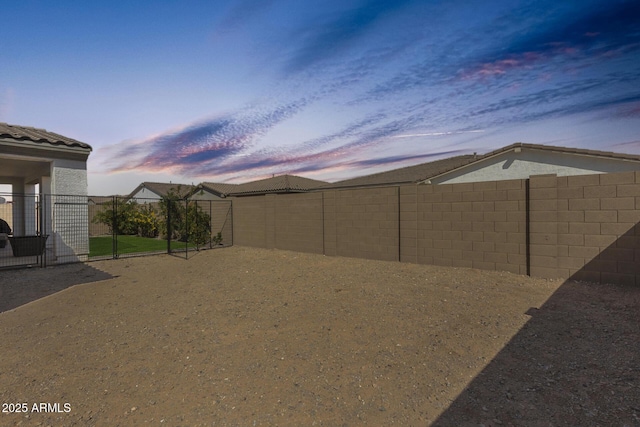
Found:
0,246 -> 638,426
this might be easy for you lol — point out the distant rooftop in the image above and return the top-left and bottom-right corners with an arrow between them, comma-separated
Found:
322,155 -> 477,189
129,182 -> 196,199
201,174 -> 328,196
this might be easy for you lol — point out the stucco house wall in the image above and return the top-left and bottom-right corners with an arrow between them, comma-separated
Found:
0,123 -> 92,266
430,146 -> 640,184
130,187 -> 163,203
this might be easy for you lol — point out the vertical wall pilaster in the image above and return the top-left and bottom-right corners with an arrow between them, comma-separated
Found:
528,174 -> 559,278
265,194 -> 276,249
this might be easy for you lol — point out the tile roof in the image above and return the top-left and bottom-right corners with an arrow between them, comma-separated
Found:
0,122 -> 92,150
199,182 -> 241,196
322,155 -> 477,189
129,182 -> 196,199
202,175 -> 329,196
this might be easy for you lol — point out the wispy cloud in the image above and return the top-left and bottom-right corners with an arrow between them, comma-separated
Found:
392,130 -> 484,138
458,0 -> 640,81
613,102 -> 640,119
282,0 -> 416,74
87,0 -> 640,190
101,99 -> 309,174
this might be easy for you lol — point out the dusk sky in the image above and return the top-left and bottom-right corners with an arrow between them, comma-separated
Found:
2,0 -> 640,195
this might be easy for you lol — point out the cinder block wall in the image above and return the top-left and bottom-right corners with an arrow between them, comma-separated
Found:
323,191 -> 337,256
415,180 -> 527,274
167,199 -> 232,245
232,196 -> 267,248
209,200 -> 233,245
230,171 -> 640,285
399,186 -> 418,263
555,171 -> 640,285
274,193 -> 324,254
334,187 -> 399,261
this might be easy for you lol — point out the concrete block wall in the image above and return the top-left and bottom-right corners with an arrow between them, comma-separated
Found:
529,175 -> 560,278
334,187 -> 400,261
195,199 -> 233,245
208,200 -> 233,245
556,171 -> 640,285
232,196 -> 267,248
232,194 -> 324,254
323,191 -> 337,256
229,170 -> 640,285
399,185 -> 418,263
415,180 -> 527,274
274,193 -> 324,254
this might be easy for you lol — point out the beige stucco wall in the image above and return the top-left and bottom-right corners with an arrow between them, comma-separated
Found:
434,149 -> 640,184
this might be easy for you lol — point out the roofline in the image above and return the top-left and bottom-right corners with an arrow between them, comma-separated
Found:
0,138 -> 91,160
128,182 -> 196,199
228,189 -> 310,196
195,184 -> 228,198
319,180 -> 417,190
419,142 -> 640,184
0,123 -> 92,150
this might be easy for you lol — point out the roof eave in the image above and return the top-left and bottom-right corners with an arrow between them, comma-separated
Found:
0,138 -> 91,160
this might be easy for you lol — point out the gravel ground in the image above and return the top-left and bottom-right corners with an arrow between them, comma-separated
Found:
0,246 -> 638,426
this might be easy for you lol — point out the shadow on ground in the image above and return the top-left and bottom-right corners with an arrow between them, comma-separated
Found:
432,279 -> 640,426
0,263 -> 113,313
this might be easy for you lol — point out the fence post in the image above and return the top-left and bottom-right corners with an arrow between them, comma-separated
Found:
40,194 -> 46,268
185,198 -> 189,258
112,196 -> 117,259
525,179 -> 530,276
167,199 -> 172,254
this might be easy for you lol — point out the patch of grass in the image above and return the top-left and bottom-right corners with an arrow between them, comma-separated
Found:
89,235 -> 169,257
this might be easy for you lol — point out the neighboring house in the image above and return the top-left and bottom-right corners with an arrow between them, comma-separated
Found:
195,174 -> 328,198
0,122 -> 92,264
322,143 -> 640,189
128,182 -> 196,202
421,143 -> 640,184
320,155 -> 477,189
190,182 -> 240,200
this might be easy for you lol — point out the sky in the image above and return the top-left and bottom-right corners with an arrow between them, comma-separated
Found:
2,0 -> 640,195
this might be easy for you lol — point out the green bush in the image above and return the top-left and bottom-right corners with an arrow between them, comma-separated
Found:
92,198 -> 138,235
132,204 -> 159,238
159,189 -> 211,245
92,199 -> 159,238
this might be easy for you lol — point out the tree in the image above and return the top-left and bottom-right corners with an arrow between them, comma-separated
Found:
91,198 -> 138,235
158,189 -> 211,245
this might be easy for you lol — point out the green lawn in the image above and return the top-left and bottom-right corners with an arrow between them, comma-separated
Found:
89,235 -> 173,257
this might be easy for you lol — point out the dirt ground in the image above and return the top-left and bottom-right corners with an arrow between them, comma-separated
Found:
0,246 -> 638,426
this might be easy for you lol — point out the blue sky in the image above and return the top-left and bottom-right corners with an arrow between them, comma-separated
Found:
2,0 -> 640,195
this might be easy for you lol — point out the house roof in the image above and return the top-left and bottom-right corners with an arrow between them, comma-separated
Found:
199,182 -> 241,197
322,142 -> 640,189
322,155 -> 477,189
421,142 -> 640,183
479,142 -> 640,162
0,122 -> 92,150
201,175 -> 329,196
129,182 -> 196,199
